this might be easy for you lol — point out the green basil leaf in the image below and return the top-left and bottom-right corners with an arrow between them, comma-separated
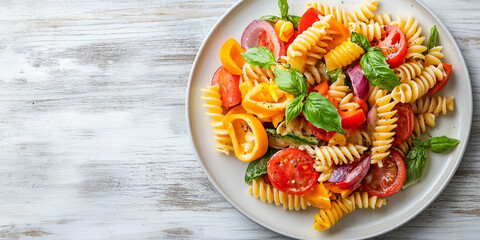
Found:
287,14 -> 301,29
259,15 -> 279,24
412,137 -> 424,147
350,32 -> 371,51
303,92 -> 344,134
241,46 -> 276,68
278,0 -> 289,19
286,94 -> 305,124
360,48 -> 400,91
326,68 -> 345,83
274,68 -> 308,96
425,25 -> 438,54
403,145 -> 428,189
245,148 -> 280,183
424,136 -> 460,153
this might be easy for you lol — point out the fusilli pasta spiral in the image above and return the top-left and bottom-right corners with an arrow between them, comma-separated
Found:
411,96 -> 454,115
391,64 -> 445,103
349,20 -> 384,42
325,38 -> 365,71
424,46 -> 444,67
242,63 -> 274,85
348,191 -> 387,209
287,15 -> 331,59
327,73 -> 350,103
351,0 -> 379,23
275,20 -> 295,42
306,2 -> 353,27
299,144 -> 368,171
249,178 -> 310,211
397,15 -> 427,60
304,62 -> 328,86
394,60 -> 424,83
371,92 -> 398,166
201,85 -> 233,155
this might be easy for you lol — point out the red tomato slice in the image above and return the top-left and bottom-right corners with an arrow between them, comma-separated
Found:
212,66 -> 242,109
391,103 -> 414,147
362,150 -> 406,197
267,148 -> 319,195
298,8 -> 322,34
428,63 -> 452,95
258,30 -> 286,59
308,121 -> 336,142
354,97 -> 369,116
378,25 -> 408,68
339,109 -> 366,130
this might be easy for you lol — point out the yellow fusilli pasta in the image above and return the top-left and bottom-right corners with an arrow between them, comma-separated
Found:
338,93 -> 361,112
275,20 -> 295,42
349,20 -> 384,42
348,191 -> 387,209
373,12 -> 393,25
276,118 -> 312,137
287,15 -> 331,59
394,60 -> 424,83
371,91 -> 398,166
397,15 -> 427,60
412,96 -> 454,115
304,62 -> 328,86
391,64 -> 445,103
242,63 -> 274,85
249,178 -> 310,211
325,38 -> 365,71
201,85 -> 233,155
351,0 -> 379,23
424,46 -> 444,67
306,2 -> 353,27
346,130 -> 372,147
327,73 -> 350,103
299,144 -> 368,171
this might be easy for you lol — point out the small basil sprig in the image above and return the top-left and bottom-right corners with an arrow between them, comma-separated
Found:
351,32 -> 400,91
424,25 -> 438,54
403,136 -> 460,189
245,148 -> 280,183
241,47 -> 276,68
274,68 -> 344,134
259,0 -> 301,29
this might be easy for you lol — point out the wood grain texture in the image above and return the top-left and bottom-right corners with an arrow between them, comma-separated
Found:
0,0 -> 478,239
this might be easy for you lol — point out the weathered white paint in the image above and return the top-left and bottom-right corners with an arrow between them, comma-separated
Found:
0,0 -> 478,239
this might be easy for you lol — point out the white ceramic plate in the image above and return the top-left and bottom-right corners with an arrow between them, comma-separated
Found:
186,0 -> 472,239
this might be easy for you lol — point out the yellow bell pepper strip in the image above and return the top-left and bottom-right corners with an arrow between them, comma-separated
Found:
225,105 -> 248,116
223,113 -> 268,162
242,82 -> 294,120
304,182 -> 332,209
324,182 -> 353,199
274,20 -> 294,42
220,38 -> 246,75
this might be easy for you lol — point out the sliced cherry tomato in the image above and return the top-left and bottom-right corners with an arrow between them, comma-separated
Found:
391,103 -> 414,147
378,25 -> 408,68
428,63 -> 452,95
314,80 -> 330,96
362,150 -> 406,197
339,109 -> 366,130
258,30 -> 286,58
212,66 -> 242,109
220,38 -> 246,75
267,148 -> 319,195
298,8 -> 322,34
308,121 -> 336,142
326,94 -> 339,109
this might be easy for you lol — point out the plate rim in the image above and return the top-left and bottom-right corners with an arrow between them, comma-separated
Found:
185,0 -> 473,238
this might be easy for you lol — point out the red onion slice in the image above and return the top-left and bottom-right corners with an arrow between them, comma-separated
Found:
348,64 -> 369,100
241,20 -> 285,60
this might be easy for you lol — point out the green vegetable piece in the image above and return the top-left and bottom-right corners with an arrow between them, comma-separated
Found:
244,148 -> 280,183
265,129 -> 319,148
360,48 -> 400,91
303,92 -> 344,134
425,25 -> 438,54
274,68 -> 308,96
286,94 -> 305,124
287,14 -> 301,29
278,0 -> 289,19
424,136 -> 460,153
403,144 -> 428,189
241,46 -> 276,68
326,68 -> 345,83
350,32 -> 371,51
259,15 -> 279,24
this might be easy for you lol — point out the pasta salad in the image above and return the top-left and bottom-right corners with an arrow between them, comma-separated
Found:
201,0 -> 460,232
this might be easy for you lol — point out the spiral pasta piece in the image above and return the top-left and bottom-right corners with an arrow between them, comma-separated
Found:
424,46 -> 444,67
351,0 -> 379,23
366,84 -> 384,107
397,15 -> 427,60
348,191 -> 387,209
371,92 -> 398,166
287,15 -> 331,59
412,96 -> 454,115
313,197 -> 356,232
327,73 -> 350,103
325,38 -> 365,71
373,12 -> 393,25
391,64 -> 445,103
349,20 -> 384,42
299,144 -> 368,172
242,63 -> 274,85
304,62 -> 328,86
249,178 -> 310,211
338,93 -> 361,112
394,60 -> 424,83
306,2 -> 353,27
201,85 -> 233,155
275,20 -> 295,42
318,168 -> 334,182
276,117 -> 312,137
346,130 -> 371,147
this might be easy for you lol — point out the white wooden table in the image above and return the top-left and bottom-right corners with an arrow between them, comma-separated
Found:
0,0 -> 479,239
